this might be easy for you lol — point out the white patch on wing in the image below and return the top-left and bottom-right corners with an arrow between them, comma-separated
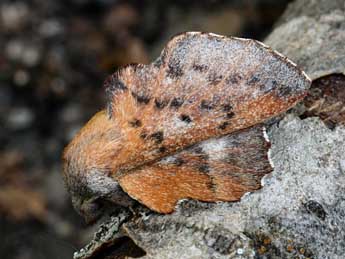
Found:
172,115 -> 192,129
162,115 -> 193,137
201,137 -> 228,160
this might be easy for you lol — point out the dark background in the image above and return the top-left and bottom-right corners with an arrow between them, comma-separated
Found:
0,1 -> 291,258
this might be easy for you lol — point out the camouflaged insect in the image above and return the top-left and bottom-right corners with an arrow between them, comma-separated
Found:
63,32 -> 311,223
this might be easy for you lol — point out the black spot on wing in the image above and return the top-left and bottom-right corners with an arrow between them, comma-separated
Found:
221,102 -> 235,119
166,58 -> 183,78
198,164 -> 210,173
226,112 -> 235,119
129,119 -> 142,128
278,84 -> 293,97
207,176 -> 217,193
200,100 -> 214,110
222,103 -> 233,112
173,157 -> 185,166
170,97 -> 184,109
131,91 -> 151,104
192,63 -> 208,72
154,98 -> 169,109
105,77 -> 128,93
180,114 -> 192,123
208,72 -> 223,85
150,131 -> 164,144
158,146 -> 167,153
226,73 -> 242,85
193,146 -> 203,154
218,121 -> 229,130
192,146 -> 209,161
140,131 -> 147,139
247,76 -> 260,85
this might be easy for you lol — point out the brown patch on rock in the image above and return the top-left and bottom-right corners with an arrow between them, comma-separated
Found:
301,74 -> 345,128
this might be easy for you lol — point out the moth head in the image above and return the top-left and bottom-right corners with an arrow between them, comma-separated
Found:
62,110 -> 134,224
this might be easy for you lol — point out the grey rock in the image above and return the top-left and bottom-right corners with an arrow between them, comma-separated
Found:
6,107 -> 34,130
265,0 -> 345,80
74,211 -> 131,259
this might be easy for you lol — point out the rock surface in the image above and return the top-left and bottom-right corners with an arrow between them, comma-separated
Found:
75,0 -> 345,258
265,0 -> 345,80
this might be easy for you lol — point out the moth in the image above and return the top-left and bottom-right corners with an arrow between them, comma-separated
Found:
63,32 -> 311,223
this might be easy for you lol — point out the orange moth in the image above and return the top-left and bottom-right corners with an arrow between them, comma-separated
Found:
63,32 -> 311,222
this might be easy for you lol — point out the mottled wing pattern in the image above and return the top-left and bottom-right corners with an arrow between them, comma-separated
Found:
105,32 -> 310,176
118,125 -> 271,213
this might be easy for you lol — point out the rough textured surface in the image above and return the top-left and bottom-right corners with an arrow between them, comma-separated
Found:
301,74 -> 345,128
265,0 -> 345,80
74,211 -> 130,259
74,0 -> 345,258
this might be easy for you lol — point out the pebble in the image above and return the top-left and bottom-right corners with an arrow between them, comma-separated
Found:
7,107 -> 34,130
5,40 -> 24,61
0,2 -> 29,30
22,46 -> 41,67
